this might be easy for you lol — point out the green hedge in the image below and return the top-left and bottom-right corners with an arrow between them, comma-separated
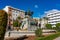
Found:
56,23 -> 60,32
45,24 -> 52,29
36,32 -> 60,40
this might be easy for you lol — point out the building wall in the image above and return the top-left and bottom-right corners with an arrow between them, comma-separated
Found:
41,18 -> 48,28
46,9 -> 60,27
3,6 -> 25,20
33,17 -> 48,28
3,6 -> 25,29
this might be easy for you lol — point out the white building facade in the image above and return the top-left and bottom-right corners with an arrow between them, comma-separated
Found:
3,6 -> 25,29
3,6 -> 25,20
45,9 -> 60,27
41,18 -> 48,28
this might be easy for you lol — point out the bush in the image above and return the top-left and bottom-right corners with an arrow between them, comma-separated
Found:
56,23 -> 60,32
13,20 -> 18,27
35,28 -> 42,37
0,10 -> 8,40
13,20 -> 22,27
52,27 -> 56,30
36,32 -> 60,40
45,24 -> 52,29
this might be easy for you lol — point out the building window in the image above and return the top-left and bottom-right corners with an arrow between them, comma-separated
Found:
9,10 -> 11,11
51,14 -> 53,15
48,15 -> 50,16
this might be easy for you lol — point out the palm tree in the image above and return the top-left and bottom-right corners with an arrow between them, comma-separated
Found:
25,9 -> 34,30
25,9 -> 33,17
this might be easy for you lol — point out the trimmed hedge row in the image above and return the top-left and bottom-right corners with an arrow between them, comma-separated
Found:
36,32 -> 60,40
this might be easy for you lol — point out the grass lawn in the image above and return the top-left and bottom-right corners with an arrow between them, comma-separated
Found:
35,32 -> 60,40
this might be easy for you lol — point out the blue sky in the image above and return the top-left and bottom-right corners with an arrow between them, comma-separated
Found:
0,0 -> 60,18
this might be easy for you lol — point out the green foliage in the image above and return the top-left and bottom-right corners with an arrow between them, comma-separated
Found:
35,28 -> 42,37
0,10 -> 8,40
13,20 -> 21,27
45,24 -> 52,29
25,10 -> 33,16
17,16 -> 21,20
13,20 -> 18,27
36,32 -> 60,40
18,22 -> 21,27
52,27 -> 56,30
56,23 -> 60,27
56,23 -> 60,32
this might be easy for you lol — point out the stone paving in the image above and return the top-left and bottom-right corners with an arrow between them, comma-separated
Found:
54,37 -> 60,40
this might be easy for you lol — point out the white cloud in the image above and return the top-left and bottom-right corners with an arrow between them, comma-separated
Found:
34,5 -> 38,8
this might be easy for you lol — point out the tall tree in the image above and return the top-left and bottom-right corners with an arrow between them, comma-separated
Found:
25,10 -> 34,30
25,10 -> 33,17
0,10 -> 8,40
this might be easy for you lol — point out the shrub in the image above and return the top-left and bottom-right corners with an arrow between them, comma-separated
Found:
35,28 -> 42,37
56,23 -> 60,32
13,20 -> 22,27
45,24 -> 52,29
0,10 -> 8,40
52,27 -> 56,30
13,20 -> 18,27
